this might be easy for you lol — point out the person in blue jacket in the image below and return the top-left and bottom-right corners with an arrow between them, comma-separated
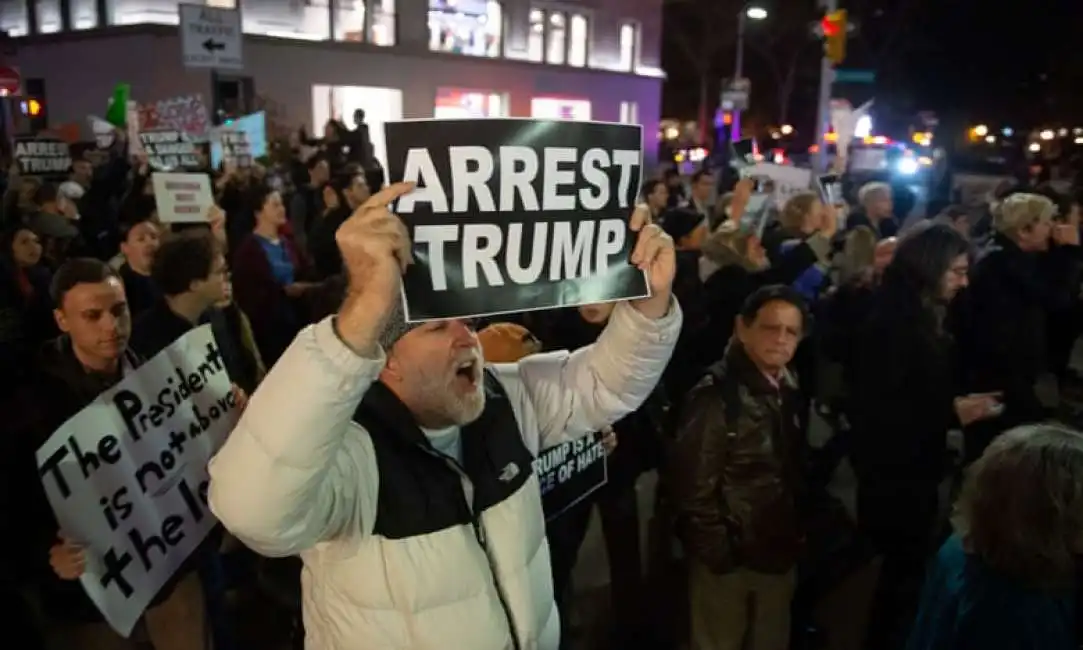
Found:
907,423 -> 1083,650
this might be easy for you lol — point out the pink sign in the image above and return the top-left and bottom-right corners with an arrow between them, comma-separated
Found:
139,95 -> 210,142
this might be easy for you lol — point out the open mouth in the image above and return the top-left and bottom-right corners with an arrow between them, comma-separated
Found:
454,359 -> 480,386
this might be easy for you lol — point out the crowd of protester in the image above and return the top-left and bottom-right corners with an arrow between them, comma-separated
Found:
3,120 -> 1083,650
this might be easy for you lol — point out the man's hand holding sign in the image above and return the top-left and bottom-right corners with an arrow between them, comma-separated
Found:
207,118 -> 682,650
627,203 -> 676,320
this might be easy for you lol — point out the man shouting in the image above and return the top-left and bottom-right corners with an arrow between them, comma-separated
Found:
208,181 -> 682,650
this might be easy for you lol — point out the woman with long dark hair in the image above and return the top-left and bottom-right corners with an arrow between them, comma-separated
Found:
849,223 -> 1003,650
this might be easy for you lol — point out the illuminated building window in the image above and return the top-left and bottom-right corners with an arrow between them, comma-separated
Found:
528,7 -> 588,66
568,14 -> 586,67
0,0 -> 28,36
435,88 -> 508,118
36,0 -> 61,33
71,0 -> 100,29
546,12 -> 565,64
428,1 -> 501,58
619,21 -> 640,71
620,101 -> 638,124
107,0 -> 184,25
531,97 -> 591,121
241,0 -> 330,40
527,9 -> 544,62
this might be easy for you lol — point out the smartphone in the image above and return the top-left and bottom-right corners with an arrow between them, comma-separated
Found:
817,173 -> 844,206
740,193 -> 772,238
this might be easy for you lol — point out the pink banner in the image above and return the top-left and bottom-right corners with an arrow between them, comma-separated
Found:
138,95 -> 210,142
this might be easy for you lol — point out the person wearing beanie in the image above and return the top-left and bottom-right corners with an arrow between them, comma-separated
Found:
209,182 -> 682,650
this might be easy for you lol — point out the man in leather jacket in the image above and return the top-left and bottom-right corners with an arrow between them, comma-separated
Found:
670,285 -> 809,650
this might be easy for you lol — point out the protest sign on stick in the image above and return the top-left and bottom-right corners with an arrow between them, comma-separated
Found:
35,326 -> 239,636
532,431 -> 607,521
384,118 -> 649,322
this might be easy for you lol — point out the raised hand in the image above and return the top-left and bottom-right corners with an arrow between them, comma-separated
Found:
333,181 -> 416,354
629,204 -> 676,319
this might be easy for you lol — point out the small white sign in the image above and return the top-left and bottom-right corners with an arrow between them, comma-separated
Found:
152,172 -> 215,224
179,4 -> 243,71
742,162 -> 814,209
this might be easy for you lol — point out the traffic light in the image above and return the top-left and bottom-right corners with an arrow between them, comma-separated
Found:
23,77 -> 47,132
822,10 -> 848,66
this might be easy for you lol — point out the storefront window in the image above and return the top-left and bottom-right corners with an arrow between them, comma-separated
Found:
71,0 -> 100,29
568,14 -> 587,67
36,0 -> 62,33
313,83 -> 402,167
429,1 -> 501,58
531,97 -> 591,121
435,88 -> 507,118
619,22 -> 639,71
0,0 -> 27,36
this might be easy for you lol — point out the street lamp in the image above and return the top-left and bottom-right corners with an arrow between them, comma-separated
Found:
731,4 -> 768,144
746,6 -> 768,20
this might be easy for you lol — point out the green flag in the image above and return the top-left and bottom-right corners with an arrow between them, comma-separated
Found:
104,83 -> 130,127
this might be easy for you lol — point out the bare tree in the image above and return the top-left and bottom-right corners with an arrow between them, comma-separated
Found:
743,3 -> 819,125
664,0 -> 745,140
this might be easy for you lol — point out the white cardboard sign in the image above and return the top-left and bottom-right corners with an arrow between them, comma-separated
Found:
151,173 -> 214,223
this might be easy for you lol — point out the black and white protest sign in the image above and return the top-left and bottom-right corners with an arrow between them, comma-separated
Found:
139,129 -> 199,171
218,129 -> 251,168
532,431 -> 607,521
14,137 -> 72,177
384,119 -> 649,322
35,326 -> 239,636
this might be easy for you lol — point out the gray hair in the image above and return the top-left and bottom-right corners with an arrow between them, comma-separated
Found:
857,181 -> 891,208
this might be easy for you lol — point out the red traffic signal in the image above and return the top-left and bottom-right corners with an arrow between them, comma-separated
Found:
821,15 -> 841,37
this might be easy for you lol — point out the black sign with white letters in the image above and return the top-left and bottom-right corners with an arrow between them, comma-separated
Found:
533,431 -> 608,521
384,119 -> 649,322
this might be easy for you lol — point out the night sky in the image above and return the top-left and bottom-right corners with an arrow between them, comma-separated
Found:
661,0 -> 1083,135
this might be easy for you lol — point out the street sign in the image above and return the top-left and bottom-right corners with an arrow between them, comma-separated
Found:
179,4 -> 243,71
835,69 -> 876,83
721,77 -> 751,112
0,65 -> 21,95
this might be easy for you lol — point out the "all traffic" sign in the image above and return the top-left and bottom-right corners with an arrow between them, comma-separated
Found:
179,4 -> 243,71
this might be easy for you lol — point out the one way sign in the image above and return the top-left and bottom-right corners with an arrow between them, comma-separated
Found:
180,4 -> 243,71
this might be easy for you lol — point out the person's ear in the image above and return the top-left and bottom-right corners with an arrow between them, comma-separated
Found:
382,350 -> 404,383
54,308 -> 69,333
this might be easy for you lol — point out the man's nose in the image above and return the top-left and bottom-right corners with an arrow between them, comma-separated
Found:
448,319 -> 477,343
